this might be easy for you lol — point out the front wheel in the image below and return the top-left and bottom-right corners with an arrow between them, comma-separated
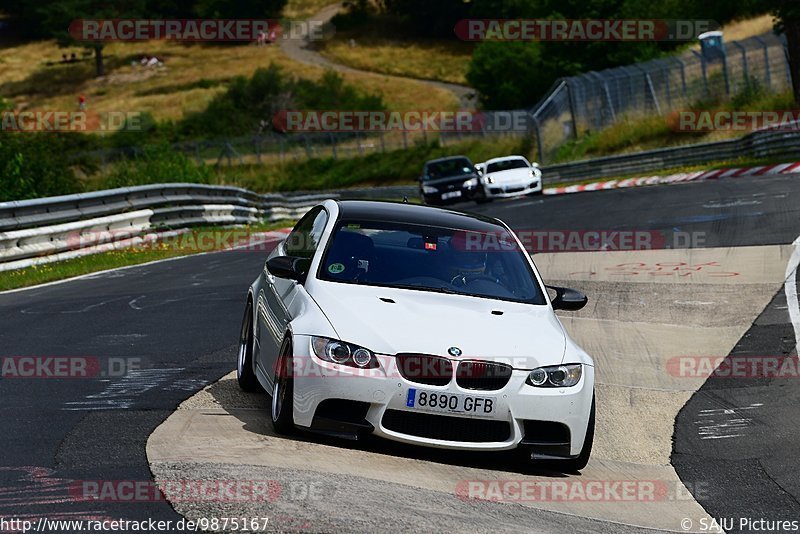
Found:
561,395 -> 595,472
270,337 -> 296,435
236,303 -> 261,392
474,187 -> 491,204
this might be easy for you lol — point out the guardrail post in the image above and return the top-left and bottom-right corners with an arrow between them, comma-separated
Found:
565,80 -> 578,139
675,58 -> 688,100
783,42 -> 792,88
588,71 -> 616,126
329,132 -> 338,159
531,114 -> 545,165
691,50 -> 710,98
731,41 -> 749,90
754,36 -> 772,89
721,49 -> 731,95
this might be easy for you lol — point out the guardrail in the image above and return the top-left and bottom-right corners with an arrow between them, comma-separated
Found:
4,123 -> 799,272
541,127 -> 800,183
0,184 -> 335,271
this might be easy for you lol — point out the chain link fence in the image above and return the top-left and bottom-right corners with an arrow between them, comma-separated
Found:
531,32 -> 792,163
72,33 -> 792,170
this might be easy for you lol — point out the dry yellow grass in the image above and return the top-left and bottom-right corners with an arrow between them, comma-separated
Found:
319,37 -> 472,85
0,38 -> 457,124
719,14 -> 775,42
283,0 -> 339,20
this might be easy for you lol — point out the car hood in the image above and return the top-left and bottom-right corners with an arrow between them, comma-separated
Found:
423,173 -> 475,187
309,281 -> 566,369
487,168 -> 532,183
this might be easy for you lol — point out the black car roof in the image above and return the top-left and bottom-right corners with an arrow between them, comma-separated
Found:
334,200 -> 504,232
424,155 -> 472,166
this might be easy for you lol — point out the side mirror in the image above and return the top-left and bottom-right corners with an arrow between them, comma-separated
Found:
266,256 -> 308,282
531,162 -> 540,168
547,286 -> 588,311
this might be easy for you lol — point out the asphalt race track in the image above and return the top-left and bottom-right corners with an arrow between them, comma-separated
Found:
1,172 -> 798,532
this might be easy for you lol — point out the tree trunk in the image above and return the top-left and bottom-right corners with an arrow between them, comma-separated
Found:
94,43 -> 105,77
785,20 -> 800,105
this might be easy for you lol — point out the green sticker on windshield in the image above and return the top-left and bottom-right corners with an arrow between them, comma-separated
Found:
328,263 -> 345,274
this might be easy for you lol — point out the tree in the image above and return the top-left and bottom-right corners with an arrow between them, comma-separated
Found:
37,0 -> 146,78
193,0 -> 286,18
466,41 -> 547,109
755,0 -> 800,103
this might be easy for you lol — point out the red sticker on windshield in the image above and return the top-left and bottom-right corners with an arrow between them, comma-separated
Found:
424,242 -> 437,250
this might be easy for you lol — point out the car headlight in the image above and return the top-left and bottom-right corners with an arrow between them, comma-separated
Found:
312,337 -> 379,369
529,168 -> 541,179
462,178 -> 478,188
484,176 -> 495,184
422,185 -> 438,194
527,364 -> 582,387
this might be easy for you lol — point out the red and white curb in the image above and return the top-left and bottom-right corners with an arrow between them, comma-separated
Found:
544,161 -> 800,195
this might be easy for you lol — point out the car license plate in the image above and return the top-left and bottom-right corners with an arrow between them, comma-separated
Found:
405,388 -> 496,416
441,191 -> 461,200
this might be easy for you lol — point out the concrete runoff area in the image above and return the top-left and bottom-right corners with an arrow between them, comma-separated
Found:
148,245 -> 791,532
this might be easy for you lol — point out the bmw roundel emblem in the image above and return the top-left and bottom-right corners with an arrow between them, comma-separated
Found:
448,347 -> 462,357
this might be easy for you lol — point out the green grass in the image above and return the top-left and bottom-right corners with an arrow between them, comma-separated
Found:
213,136 -> 532,193
0,220 -> 294,291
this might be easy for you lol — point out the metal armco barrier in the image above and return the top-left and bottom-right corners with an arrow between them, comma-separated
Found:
540,127 -> 800,183
0,184 -> 335,271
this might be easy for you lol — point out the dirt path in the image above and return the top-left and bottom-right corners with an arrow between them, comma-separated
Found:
279,2 -> 475,108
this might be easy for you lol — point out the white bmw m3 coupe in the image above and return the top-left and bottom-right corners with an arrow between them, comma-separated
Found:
237,199 -> 595,471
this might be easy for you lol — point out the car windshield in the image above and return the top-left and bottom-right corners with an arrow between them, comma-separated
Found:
424,158 -> 474,180
318,220 -> 546,305
486,159 -> 529,173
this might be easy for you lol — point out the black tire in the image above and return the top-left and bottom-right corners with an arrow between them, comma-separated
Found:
475,187 -> 491,204
270,337 -> 296,435
526,189 -> 544,197
236,302 -> 261,392
562,395 -> 595,472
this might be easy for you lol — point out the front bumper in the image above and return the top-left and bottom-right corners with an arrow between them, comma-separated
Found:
421,184 -> 478,204
484,179 -> 542,199
290,336 -> 594,455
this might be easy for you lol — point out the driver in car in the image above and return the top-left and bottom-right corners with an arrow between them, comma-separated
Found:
447,231 -> 503,287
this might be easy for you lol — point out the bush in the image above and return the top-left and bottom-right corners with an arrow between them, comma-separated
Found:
103,144 -> 213,188
0,134 -> 85,202
179,64 -> 288,139
466,42 -> 546,109
178,64 -> 385,139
